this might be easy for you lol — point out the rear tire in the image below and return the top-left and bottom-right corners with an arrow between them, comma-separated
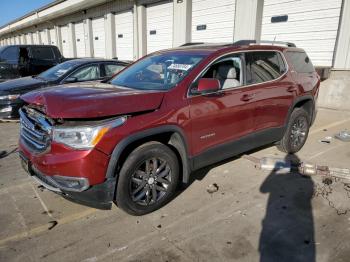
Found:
277,108 -> 310,154
115,142 -> 179,215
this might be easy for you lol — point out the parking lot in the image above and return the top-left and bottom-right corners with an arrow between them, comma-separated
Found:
0,108 -> 350,262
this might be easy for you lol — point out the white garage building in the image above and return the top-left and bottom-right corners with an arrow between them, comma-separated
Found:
0,0 -> 349,70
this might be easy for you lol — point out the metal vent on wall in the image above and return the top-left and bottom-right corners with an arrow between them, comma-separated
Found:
196,24 -> 207,31
271,15 -> 288,23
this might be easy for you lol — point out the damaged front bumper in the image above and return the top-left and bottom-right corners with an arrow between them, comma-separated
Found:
19,152 -> 116,210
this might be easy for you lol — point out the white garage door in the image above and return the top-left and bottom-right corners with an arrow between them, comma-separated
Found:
146,1 -> 173,54
20,35 -> 26,44
60,25 -> 70,57
25,34 -> 32,44
92,17 -> 106,58
115,10 -> 134,60
192,0 -> 236,43
75,22 -> 87,57
41,30 -> 50,45
33,32 -> 40,44
261,0 -> 342,67
49,28 -> 57,46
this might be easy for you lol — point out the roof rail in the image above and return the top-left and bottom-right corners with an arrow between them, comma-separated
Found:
233,40 -> 296,48
180,42 -> 205,47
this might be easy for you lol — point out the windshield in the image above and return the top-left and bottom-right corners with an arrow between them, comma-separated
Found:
110,53 -> 206,90
38,60 -> 78,81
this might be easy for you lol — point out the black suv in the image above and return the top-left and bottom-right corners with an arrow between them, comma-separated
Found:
0,45 -> 64,82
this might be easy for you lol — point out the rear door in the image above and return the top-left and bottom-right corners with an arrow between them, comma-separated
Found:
29,46 -> 57,74
189,53 -> 256,161
244,51 -> 295,131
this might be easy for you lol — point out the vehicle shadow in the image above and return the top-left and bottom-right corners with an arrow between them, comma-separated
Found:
258,154 -> 315,262
173,149 -> 315,261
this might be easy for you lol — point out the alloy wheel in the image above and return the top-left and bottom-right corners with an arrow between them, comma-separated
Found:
290,116 -> 308,149
130,158 -> 172,206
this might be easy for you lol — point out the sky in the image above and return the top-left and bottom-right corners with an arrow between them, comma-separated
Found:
0,0 -> 53,27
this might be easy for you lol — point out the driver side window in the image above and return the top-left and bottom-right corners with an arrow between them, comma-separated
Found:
69,65 -> 101,81
195,54 -> 243,92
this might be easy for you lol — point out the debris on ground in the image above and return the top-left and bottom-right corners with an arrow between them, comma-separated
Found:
314,179 -> 350,215
41,210 -> 54,215
0,148 -> 18,159
157,224 -> 162,229
319,136 -> 332,144
206,183 -> 219,194
37,185 -> 45,192
243,155 -> 350,215
335,130 -> 350,142
242,155 -> 350,181
48,221 -> 58,230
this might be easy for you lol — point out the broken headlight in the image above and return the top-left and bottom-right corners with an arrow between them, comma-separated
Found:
52,116 -> 126,149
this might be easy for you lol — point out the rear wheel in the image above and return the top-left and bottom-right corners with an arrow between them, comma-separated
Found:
115,142 -> 179,215
277,108 -> 310,153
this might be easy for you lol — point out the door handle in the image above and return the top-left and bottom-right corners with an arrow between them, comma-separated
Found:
241,94 -> 255,102
287,86 -> 298,92
203,92 -> 225,98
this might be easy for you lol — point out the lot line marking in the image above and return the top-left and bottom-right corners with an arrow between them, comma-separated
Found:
307,143 -> 349,161
8,189 -> 29,236
309,118 -> 350,135
0,208 -> 97,247
31,184 -> 54,219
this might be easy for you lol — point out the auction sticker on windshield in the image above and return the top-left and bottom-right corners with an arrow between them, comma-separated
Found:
168,64 -> 192,71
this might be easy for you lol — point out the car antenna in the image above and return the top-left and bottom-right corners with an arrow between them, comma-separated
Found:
272,36 -> 277,46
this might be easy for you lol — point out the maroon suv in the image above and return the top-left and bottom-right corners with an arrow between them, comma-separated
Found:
19,40 -> 320,215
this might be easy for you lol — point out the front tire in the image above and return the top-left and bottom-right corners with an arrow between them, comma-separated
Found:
277,108 -> 310,153
115,142 -> 179,215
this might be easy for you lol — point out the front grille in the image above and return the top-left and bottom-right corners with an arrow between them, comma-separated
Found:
19,107 -> 52,153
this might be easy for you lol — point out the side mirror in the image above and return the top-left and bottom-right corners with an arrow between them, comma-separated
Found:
197,78 -> 220,93
64,77 -> 78,83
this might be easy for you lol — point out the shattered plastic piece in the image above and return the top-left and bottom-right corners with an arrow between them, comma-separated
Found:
207,183 -> 219,194
319,136 -> 332,144
335,130 -> 350,142
48,220 -> 58,230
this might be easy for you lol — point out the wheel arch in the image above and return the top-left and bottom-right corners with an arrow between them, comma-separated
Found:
285,95 -> 316,127
105,125 -> 191,185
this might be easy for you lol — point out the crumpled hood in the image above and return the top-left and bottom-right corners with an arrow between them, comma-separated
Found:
21,82 -> 165,119
0,76 -> 46,93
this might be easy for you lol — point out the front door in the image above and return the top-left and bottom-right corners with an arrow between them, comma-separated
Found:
189,54 -> 256,166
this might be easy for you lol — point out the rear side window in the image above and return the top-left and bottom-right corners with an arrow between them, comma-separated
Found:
245,51 -> 286,84
104,64 -> 125,77
285,51 -> 315,73
0,46 -> 19,63
69,65 -> 100,81
31,47 -> 55,60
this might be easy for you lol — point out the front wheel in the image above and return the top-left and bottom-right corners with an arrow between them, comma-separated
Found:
277,108 -> 310,154
115,142 -> 179,215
